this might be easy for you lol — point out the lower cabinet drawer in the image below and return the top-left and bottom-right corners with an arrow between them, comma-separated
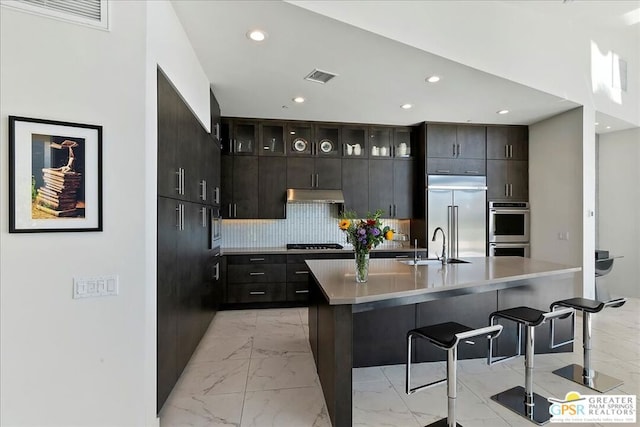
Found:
286,263 -> 311,282
227,264 -> 286,284
226,282 -> 287,303
286,282 -> 310,302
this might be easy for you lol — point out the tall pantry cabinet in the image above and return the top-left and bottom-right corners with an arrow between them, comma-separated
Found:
156,69 -> 222,411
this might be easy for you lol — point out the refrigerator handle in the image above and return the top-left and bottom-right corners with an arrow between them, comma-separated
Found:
447,205 -> 453,257
453,205 -> 459,258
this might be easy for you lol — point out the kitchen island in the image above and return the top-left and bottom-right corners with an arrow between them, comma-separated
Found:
306,256 -> 581,427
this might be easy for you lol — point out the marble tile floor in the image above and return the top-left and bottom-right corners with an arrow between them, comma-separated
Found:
160,298 -> 639,427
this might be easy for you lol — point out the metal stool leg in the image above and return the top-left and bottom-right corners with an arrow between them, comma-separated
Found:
553,310 -> 624,392
491,325 -> 551,425
447,346 -> 457,427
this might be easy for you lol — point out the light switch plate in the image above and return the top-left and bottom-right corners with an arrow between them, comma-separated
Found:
73,275 -> 119,299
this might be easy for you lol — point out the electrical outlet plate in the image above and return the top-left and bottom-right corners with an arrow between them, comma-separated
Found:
73,275 -> 118,299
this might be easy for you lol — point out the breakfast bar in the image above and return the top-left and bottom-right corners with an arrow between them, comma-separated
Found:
306,256 -> 581,427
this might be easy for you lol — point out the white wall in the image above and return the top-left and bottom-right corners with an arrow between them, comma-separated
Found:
0,2 -> 150,426
597,127 -> 640,298
0,1 -> 211,425
288,1 -> 640,127
529,108 -> 586,295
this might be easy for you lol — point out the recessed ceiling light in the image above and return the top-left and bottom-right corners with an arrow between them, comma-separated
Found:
426,75 -> 440,83
595,122 -> 599,125
400,103 -> 412,110
497,109 -> 510,115
246,29 -> 267,42
292,97 -> 305,103
606,126 -> 611,129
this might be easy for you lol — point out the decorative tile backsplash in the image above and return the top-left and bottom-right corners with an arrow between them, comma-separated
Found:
221,204 -> 410,249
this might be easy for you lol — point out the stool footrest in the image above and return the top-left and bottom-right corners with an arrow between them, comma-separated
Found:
491,386 -> 551,425
553,364 -> 623,393
407,377 -> 446,395
425,418 -> 464,427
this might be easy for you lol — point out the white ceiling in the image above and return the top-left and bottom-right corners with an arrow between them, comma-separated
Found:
171,0 -> 634,133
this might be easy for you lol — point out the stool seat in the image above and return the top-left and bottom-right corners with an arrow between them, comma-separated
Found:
408,322 -> 472,349
490,306 -> 546,326
553,297 -> 625,313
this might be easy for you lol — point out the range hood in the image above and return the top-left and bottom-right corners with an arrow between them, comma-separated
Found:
286,189 -> 345,204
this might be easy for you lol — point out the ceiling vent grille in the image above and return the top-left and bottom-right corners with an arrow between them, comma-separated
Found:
3,0 -> 108,29
304,69 -> 338,84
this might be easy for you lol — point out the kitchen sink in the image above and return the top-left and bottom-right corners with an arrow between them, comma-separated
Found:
446,258 -> 470,264
399,259 -> 442,266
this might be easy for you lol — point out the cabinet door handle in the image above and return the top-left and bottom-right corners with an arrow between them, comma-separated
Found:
181,168 -> 185,195
394,204 -> 398,217
504,184 -> 508,197
310,174 -> 314,188
389,204 -> 393,217
175,204 -> 181,229
509,183 -> 513,197
509,145 -> 513,158
175,169 -> 181,194
201,207 -> 207,227
249,291 -> 266,295
214,187 -> 220,204
213,263 -> 220,280
464,170 -> 479,174
456,143 -> 461,158
228,204 -> 232,218
200,180 -> 207,201
436,169 -> 450,173
295,271 -> 309,275
505,144 -> 509,158
249,272 -> 265,276
214,123 -> 220,140
315,173 -> 319,188
395,255 -> 409,258
295,290 -> 309,294
452,143 -> 456,157
250,258 -> 265,261
234,203 -> 237,217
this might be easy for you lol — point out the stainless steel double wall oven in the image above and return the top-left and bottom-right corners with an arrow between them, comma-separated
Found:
488,201 -> 530,257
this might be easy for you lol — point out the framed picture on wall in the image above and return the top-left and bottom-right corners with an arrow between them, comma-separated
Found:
8,116 -> 103,232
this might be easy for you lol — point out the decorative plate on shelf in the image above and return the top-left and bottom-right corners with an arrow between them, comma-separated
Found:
319,139 -> 334,153
292,138 -> 308,152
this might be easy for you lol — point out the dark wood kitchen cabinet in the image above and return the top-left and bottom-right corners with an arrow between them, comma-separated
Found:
487,159 -> 528,200
221,156 -> 286,219
259,157 -> 287,219
425,123 -> 486,175
287,157 -> 341,190
156,70 -> 221,412
225,254 -> 287,303
221,156 -> 259,218
341,158 -> 369,215
486,125 -> 528,160
368,159 -> 414,218
221,119 -> 258,155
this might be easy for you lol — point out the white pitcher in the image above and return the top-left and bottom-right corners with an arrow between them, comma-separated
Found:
354,144 -> 361,156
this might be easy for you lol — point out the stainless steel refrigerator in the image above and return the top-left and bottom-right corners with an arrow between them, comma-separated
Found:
427,175 -> 487,258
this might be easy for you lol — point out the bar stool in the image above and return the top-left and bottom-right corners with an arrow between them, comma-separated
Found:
406,322 -> 503,427
549,297 -> 627,393
488,306 -> 574,426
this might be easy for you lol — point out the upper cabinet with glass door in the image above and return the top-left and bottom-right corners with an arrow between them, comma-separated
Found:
314,124 -> 340,157
287,122 -> 314,156
221,118 -> 258,155
341,126 -> 368,158
259,122 -> 286,156
393,127 -> 414,159
368,127 -> 393,159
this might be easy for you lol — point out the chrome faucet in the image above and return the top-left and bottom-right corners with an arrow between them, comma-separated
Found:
431,227 -> 447,265
414,239 -> 419,264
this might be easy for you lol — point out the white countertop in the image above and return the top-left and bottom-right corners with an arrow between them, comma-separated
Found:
306,256 -> 581,305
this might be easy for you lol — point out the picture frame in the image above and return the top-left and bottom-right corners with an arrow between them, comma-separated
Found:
9,116 -> 103,233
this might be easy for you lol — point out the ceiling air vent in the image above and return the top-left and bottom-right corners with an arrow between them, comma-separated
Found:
304,69 -> 338,84
3,0 -> 108,29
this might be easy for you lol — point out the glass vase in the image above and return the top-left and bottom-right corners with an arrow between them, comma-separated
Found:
354,252 -> 370,283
